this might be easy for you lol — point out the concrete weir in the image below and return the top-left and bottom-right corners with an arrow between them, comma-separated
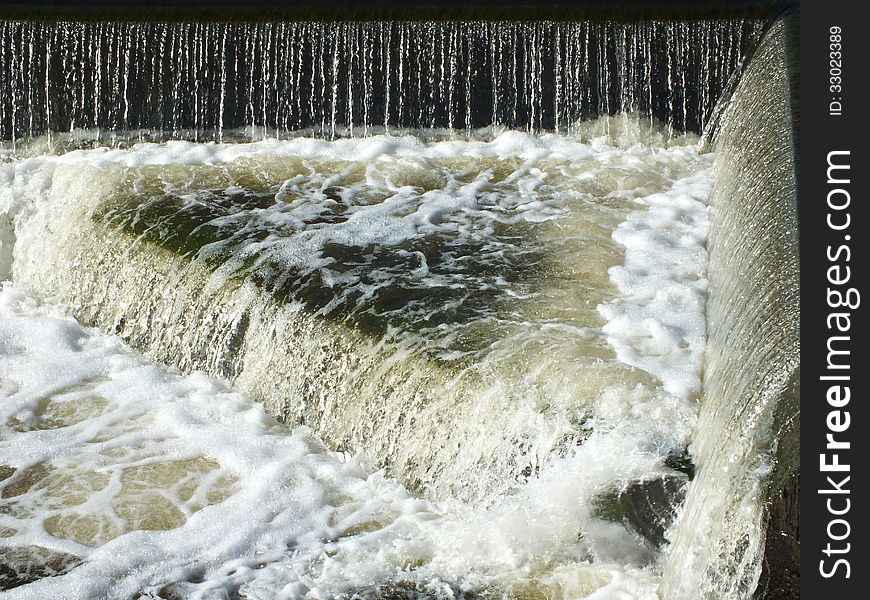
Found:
661,15 -> 799,600
0,7 -> 802,598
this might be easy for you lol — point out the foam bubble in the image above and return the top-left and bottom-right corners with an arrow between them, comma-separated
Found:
1,285 -> 676,599
598,166 -> 711,399
0,119 -> 713,597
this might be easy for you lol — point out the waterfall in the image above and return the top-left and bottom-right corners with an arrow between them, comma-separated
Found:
0,20 -> 764,142
6,127 -> 716,503
0,12 -> 801,599
660,17 -> 799,600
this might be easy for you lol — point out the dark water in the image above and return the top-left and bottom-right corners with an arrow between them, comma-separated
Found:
0,20 -> 765,141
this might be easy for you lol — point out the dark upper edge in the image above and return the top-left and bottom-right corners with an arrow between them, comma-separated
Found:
0,0 -> 797,22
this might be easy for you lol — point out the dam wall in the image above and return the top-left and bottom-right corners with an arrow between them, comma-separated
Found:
0,19 -> 763,141
661,16 -> 799,600
0,11 -> 802,599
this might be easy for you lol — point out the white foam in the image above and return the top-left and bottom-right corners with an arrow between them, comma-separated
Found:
0,126 -> 690,288
0,285 -> 682,598
0,120 -> 713,597
598,155 -> 712,400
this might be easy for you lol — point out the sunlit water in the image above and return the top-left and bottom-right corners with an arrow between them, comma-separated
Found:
0,116 -> 713,598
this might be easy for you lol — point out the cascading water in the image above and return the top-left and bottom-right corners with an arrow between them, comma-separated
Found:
5,121 -> 716,504
1,118 -> 716,599
0,12 -> 797,600
661,18 -> 799,600
0,20 -> 762,141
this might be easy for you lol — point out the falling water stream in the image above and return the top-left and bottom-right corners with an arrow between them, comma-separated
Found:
0,20 -> 762,141
0,15 -> 796,600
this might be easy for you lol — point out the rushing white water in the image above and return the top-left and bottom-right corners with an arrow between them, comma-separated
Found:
0,284 -> 665,599
0,117 -> 714,597
660,19 -> 799,600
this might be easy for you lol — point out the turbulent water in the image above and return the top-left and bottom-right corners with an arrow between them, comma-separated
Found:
661,19 -> 799,599
0,116 -> 715,597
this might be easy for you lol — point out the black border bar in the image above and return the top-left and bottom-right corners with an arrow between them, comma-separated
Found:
802,1 -> 868,597
0,0 -> 796,22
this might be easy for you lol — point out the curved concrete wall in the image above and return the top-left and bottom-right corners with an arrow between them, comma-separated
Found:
661,16 -> 799,600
